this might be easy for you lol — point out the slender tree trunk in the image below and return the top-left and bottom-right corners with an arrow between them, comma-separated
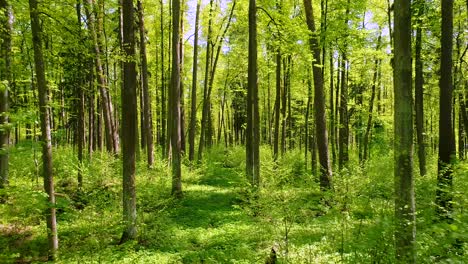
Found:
160,0 -> 166,156
414,0 -> 426,176
363,34 -> 382,163
458,96 -> 464,159
88,74 -> 94,158
29,0 -> 58,258
0,0 -> 12,189
436,0 -> 455,220
218,76 -> 229,143
311,128 -> 317,176
329,50 -> 336,164
189,0 -> 200,162
273,51 -> 281,160
339,0 -> 350,170
180,0 -> 186,154
394,0 -> 416,261
304,0 -> 333,191
335,55 -> 340,157
281,58 -> 287,155
75,0 -> 86,188
387,0 -> 393,51
78,86 -> 85,188
246,0 -> 260,186
120,0 -> 137,243
171,0 -> 182,197
85,0 -> 119,154
198,0 -> 213,161
305,70 -> 312,170
286,56 -> 292,149
138,0 -> 154,166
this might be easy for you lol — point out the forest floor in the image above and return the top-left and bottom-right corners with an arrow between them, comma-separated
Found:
0,142 -> 467,263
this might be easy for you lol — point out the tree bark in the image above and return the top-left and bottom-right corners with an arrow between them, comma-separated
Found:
338,0 -> 350,170
88,73 -> 94,157
85,0 -> 119,154
179,0 -> 186,154
273,51 -> 281,161
329,49 -> 336,164
198,0 -> 213,161
393,0 -> 416,261
305,70 -> 312,170
246,0 -> 260,186
0,0 -> 12,189
120,0 -> 137,243
160,0 -> 166,156
414,0 -> 426,176
303,0 -> 332,191
281,58 -> 287,155
138,0 -> 154,167
436,0 -> 455,220
171,0 -> 182,197
189,0 -> 200,162
363,34 -> 382,163
28,0 -> 58,258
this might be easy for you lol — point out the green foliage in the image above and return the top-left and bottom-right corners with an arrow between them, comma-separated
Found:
1,141 -> 468,263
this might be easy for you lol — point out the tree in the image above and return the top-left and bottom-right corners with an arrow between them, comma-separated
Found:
363,34 -> 382,163
84,0 -> 120,154
171,0 -> 182,197
120,0 -> 137,243
436,0 -> 454,220
414,0 -> 426,176
0,0 -> 12,189
338,0 -> 350,170
303,0 -> 332,191
189,0 -> 201,162
246,0 -> 260,186
28,0 -> 58,258
273,51 -> 281,161
393,0 -> 416,261
137,0 -> 154,167
198,0 -> 214,161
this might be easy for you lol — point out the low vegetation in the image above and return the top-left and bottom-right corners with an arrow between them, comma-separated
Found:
1,142 -> 466,263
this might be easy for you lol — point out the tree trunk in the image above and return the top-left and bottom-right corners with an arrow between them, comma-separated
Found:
305,70 -> 312,171
138,0 -> 154,167
273,51 -> 281,161
171,0 -> 182,197
0,0 -> 12,189
198,0 -> 213,161
303,0 -> 333,191
120,0 -> 137,243
286,56 -> 292,149
189,0 -> 200,162
75,0 -> 85,188
78,85 -> 85,188
329,49 -> 336,164
160,0 -> 166,156
85,0 -> 119,154
88,74 -> 94,157
338,0 -> 350,170
414,0 -> 426,176
436,0 -> 455,220
281,58 -> 287,155
363,34 -> 382,163
179,0 -> 186,154
246,0 -> 260,186
28,0 -> 58,258
393,0 -> 416,261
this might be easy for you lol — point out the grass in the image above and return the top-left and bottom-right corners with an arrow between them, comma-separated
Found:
0,142 -> 467,263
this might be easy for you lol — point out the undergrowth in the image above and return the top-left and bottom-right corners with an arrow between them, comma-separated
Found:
0,141 -> 466,263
